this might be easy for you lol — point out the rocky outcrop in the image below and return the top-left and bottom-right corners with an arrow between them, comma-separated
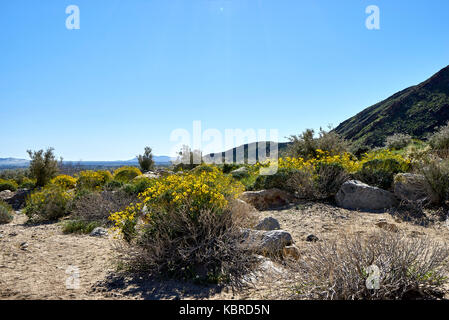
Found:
241,188 -> 294,211
335,180 -> 398,211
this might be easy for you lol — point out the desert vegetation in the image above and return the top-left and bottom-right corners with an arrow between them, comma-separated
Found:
2,125 -> 449,300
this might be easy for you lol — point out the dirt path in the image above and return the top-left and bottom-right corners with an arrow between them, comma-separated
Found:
2,203 -> 449,300
0,213 -> 116,299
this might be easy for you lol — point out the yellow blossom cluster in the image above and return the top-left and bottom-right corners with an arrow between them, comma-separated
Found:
109,165 -> 244,233
50,175 -> 77,190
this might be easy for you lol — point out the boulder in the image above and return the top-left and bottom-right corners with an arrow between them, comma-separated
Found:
335,180 -> 398,211
306,234 -> 319,242
255,217 -> 281,231
394,173 -> 430,202
242,229 -> 293,256
241,188 -> 293,211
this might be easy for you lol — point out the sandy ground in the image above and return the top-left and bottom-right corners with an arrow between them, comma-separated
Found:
1,203 -> 449,300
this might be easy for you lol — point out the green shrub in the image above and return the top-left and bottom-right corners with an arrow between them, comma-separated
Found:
252,168 -> 300,193
122,177 -> 156,195
355,158 -> 408,190
62,220 -> 101,234
27,148 -> 60,187
19,177 -> 36,189
0,179 -> 18,192
24,186 -> 73,221
230,167 -> 250,180
137,147 -> 155,172
76,171 -> 108,191
385,133 -> 413,150
50,175 -> 77,190
221,163 -> 242,174
0,201 -> 13,224
104,180 -> 124,191
113,166 -> 142,182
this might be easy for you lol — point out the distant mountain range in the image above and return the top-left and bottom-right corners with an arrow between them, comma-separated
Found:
0,156 -> 174,169
334,65 -> 449,147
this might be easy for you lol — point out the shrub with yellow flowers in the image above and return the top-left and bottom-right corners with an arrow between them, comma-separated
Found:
113,166 -> 142,183
24,186 -> 74,221
76,170 -> 109,191
50,175 -> 77,190
110,165 -> 244,240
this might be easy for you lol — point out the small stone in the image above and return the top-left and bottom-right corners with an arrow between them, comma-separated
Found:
20,242 -> 28,250
255,217 -> 281,231
283,245 -> 301,260
306,234 -> 319,242
90,227 -> 108,237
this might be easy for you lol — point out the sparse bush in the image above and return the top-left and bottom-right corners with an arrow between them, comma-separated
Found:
294,232 -> 449,300
385,133 -> 413,150
104,180 -> 124,191
50,175 -> 77,190
0,169 -> 31,186
122,177 -> 156,195
27,148 -> 60,187
313,162 -> 349,199
70,190 -> 135,224
0,179 -> 18,192
62,220 -> 101,234
19,177 -> 36,190
137,147 -> 155,172
113,166 -> 142,183
24,186 -> 73,221
110,167 -> 254,283
429,122 -> 449,152
417,159 -> 449,205
0,201 -> 13,224
286,128 -> 349,160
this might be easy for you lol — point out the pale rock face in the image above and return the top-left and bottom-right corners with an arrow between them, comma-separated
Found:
335,180 -> 398,211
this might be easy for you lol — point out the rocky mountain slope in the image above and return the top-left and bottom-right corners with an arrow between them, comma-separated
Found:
334,65 -> 449,147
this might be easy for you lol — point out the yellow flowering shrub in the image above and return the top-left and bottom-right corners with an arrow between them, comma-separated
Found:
110,165 -> 244,239
0,179 -> 18,192
24,186 -> 74,221
113,166 -> 142,182
76,170 -> 109,191
50,175 -> 77,190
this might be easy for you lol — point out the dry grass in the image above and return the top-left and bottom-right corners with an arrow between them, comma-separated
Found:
293,231 -> 449,300
116,203 -> 259,288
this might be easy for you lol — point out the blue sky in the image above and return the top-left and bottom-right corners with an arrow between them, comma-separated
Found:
1,0 -> 448,161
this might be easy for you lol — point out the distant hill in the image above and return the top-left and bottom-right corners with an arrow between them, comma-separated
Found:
334,65 -> 449,147
203,141 -> 290,163
0,155 -> 174,169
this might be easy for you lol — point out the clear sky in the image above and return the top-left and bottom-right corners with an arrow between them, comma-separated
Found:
1,0 -> 448,161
